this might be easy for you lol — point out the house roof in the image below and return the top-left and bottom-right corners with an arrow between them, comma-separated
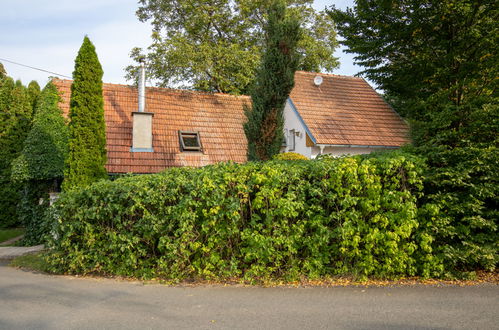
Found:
289,71 -> 409,147
53,71 -> 409,174
53,79 -> 250,174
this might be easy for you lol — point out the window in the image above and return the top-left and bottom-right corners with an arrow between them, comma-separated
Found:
289,129 -> 295,151
179,131 -> 202,152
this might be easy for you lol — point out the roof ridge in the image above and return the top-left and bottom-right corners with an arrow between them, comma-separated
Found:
52,78 -> 250,99
295,70 -> 363,80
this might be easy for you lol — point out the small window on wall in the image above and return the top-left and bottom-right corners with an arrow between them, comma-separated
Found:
179,131 -> 202,152
289,129 -> 295,151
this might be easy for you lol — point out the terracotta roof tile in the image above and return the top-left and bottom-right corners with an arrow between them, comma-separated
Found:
53,79 -> 250,174
290,71 -> 410,147
53,71 -> 409,174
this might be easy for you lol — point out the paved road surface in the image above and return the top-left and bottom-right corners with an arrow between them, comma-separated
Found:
1,261 -> 498,329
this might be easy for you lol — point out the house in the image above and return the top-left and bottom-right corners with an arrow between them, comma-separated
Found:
52,71 -> 409,174
283,71 -> 409,158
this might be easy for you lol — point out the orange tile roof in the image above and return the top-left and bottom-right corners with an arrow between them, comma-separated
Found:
53,79 -> 250,174
289,71 -> 410,147
53,71 -> 409,174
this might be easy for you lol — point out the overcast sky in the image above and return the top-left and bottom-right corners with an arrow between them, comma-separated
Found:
1,0 -> 358,87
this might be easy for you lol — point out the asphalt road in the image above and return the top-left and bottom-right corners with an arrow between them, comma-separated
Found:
1,261 -> 498,330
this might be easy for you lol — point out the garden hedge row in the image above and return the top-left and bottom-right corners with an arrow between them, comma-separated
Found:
48,153 -> 444,281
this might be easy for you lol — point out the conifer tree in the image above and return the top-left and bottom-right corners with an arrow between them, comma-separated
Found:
63,36 -> 107,190
244,0 -> 301,161
12,81 -> 69,183
0,63 -> 6,79
27,81 -> 41,114
11,81 -> 69,243
0,78 -> 33,227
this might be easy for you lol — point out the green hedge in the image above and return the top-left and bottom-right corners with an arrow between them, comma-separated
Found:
47,153 -> 443,281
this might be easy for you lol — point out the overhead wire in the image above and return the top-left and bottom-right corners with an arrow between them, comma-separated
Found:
0,57 -> 72,79
0,57 -> 246,108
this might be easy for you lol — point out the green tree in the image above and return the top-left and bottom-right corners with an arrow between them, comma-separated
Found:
0,78 -> 33,228
63,36 -> 107,191
27,81 -> 41,114
11,81 -> 69,244
0,63 -> 6,79
244,0 -> 301,161
127,0 -> 337,94
329,0 -> 498,136
330,0 -> 498,272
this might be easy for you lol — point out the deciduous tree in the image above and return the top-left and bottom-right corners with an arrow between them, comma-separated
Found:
127,0 -> 337,94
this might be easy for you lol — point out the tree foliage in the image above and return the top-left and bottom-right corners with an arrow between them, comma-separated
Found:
63,36 -> 107,191
244,0 -> 301,161
12,82 -> 69,183
0,63 -> 6,79
27,81 -> 41,115
0,77 -> 36,228
127,0 -> 338,94
329,0 -> 497,128
11,81 -> 69,243
330,1 -> 498,272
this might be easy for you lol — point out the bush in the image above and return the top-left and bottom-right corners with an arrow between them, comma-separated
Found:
273,152 -> 309,161
47,153 -> 442,281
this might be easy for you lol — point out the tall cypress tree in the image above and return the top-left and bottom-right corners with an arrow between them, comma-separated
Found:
27,81 -> 41,115
244,0 -> 301,161
11,81 -> 69,243
0,77 -> 33,228
63,36 -> 107,190
0,63 -> 6,79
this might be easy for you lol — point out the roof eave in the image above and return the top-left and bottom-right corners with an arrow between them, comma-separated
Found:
287,98 -> 317,144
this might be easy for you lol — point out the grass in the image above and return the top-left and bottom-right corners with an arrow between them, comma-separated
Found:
9,252 -> 52,273
0,228 -> 24,244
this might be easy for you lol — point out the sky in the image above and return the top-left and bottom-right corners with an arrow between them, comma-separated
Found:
0,0 -> 359,87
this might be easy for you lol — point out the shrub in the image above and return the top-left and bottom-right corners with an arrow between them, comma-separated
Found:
273,152 -> 308,161
47,153 -> 442,281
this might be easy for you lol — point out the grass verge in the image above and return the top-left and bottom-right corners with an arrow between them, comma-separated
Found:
9,252 -> 52,273
0,228 -> 24,244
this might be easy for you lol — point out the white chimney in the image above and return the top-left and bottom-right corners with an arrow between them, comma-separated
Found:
131,59 -> 154,152
138,60 -> 146,112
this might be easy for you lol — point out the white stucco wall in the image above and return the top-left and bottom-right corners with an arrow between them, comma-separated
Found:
310,146 -> 392,158
283,100 -> 311,158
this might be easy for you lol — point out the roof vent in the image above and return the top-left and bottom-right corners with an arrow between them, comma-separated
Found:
313,75 -> 323,86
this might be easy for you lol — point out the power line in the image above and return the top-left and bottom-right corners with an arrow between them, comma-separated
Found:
0,57 -> 72,79
0,57 -> 242,106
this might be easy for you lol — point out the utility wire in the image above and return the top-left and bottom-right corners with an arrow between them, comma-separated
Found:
0,57 -> 240,107
0,57 -> 72,79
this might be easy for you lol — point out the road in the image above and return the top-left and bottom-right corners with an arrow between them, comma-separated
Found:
0,261 -> 498,330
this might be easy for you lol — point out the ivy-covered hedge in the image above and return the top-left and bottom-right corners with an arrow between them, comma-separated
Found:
48,153 -> 443,281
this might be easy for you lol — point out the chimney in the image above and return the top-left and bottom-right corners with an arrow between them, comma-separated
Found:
131,59 -> 154,152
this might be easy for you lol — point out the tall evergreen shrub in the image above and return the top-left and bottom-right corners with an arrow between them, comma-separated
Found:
11,82 -> 69,244
0,63 -> 6,79
0,77 -> 34,228
63,36 -> 107,190
244,0 -> 301,161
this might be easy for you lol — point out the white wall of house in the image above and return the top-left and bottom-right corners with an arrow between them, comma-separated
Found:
310,146 -> 390,158
283,100 -> 311,158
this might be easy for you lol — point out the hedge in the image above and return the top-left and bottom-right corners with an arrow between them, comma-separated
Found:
47,153 -> 443,281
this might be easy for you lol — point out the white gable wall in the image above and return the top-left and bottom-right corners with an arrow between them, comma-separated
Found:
283,100 -> 311,158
